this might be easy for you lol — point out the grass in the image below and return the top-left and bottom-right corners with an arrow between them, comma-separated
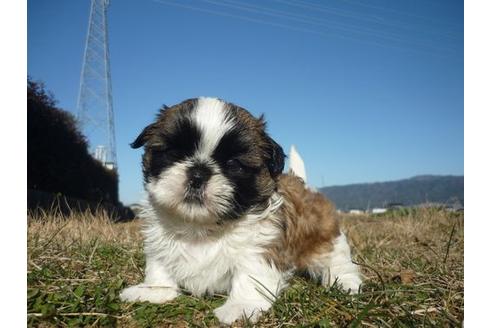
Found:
27,207 -> 463,327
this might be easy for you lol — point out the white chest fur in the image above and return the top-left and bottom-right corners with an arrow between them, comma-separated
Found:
158,235 -> 234,295
141,204 -> 282,297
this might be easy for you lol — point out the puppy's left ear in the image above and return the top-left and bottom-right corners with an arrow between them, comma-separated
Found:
130,124 -> 155,149
265,135 -> 285,177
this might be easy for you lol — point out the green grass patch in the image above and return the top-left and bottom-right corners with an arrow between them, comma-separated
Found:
27,209 -> 463,327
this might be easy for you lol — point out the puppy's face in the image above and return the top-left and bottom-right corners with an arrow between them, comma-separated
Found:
132,98 -> 285,224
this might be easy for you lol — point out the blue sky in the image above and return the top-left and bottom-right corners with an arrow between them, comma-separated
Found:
28,0 -> 463,205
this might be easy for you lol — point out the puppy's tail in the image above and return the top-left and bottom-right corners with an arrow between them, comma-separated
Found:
288,145 -> 307,183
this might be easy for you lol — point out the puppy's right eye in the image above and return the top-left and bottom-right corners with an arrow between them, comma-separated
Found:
226,159 -> 244,173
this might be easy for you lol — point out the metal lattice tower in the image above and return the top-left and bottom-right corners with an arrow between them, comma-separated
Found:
77,0 -> 117,170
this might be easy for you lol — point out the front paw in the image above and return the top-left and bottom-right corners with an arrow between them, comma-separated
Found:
120,284 -> 179,303
337,274 -> 362,294
214,301 -> 268,325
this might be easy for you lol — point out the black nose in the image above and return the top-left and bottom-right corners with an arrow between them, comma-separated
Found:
187,164 -> 212,189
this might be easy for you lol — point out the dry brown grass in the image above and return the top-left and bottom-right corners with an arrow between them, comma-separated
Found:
28,208 -> 142,245
341,209 -> 464,281
27,207 -> 463,327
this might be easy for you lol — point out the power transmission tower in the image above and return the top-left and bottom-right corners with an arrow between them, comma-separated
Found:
77,0 -> 117,170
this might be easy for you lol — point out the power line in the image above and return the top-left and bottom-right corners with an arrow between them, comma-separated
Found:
152,0 -> 329,36
272,0 -> 461,40
151,0 -> 459,57
203,0 -> 458,53
334,0 -> 463,30
206,0 -> 407,42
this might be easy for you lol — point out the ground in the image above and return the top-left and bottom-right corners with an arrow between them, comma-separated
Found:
27,207 -> 463,327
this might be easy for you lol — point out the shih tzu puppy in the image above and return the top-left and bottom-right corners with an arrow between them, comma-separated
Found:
120,97 -> 362,324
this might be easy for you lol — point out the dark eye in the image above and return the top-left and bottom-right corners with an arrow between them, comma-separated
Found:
226,159 -> 244,173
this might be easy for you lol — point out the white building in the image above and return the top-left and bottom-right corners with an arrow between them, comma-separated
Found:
372,208 -> 387,214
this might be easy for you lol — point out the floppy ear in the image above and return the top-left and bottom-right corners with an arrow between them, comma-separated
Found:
130,124 -> 154,149
265,135 -> 285,177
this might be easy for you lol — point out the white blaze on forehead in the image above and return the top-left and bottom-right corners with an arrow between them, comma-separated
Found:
194,97 -> 235,157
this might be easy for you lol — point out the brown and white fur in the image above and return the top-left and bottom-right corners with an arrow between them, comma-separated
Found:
120,97 -> 362,324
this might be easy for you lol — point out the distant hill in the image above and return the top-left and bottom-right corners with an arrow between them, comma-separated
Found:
319,175 -> 464,211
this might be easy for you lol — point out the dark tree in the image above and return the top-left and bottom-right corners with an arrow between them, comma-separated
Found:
27,78 -> 118,204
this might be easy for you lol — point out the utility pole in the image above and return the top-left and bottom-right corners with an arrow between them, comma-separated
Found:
77,0 -> 117,170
